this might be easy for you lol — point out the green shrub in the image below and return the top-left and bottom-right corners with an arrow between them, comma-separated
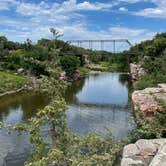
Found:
89,54 -> 102,64
134,73 -> 166,90
60,55 -> 80,73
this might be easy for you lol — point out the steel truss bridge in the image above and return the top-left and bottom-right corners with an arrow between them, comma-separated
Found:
68,39 -> 133,53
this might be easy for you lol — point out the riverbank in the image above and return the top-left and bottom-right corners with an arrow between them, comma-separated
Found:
0,71 -> 30,97
130,63 -> 166,137
0,71 -> 28,94
0,71 -> 41,98
121,64 -> 166,165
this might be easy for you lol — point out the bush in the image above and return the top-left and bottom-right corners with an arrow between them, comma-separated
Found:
134,73 -> 166,90
60,55 -> 80,73
4,49 -> 25,70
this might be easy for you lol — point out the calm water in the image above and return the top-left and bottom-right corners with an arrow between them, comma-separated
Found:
0,72 -> 135,165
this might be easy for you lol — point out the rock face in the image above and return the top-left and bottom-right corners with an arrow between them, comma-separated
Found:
121,139 -> 166,166
60,70 -> 83,82
130,63 -> 146,81
83,54 -> 91,68
132,84 -> 166,121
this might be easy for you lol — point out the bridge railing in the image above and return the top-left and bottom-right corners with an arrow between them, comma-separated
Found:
67,39 -> 132,53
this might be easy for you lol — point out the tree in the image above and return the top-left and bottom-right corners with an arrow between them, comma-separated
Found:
50,28 -> 63,40
60,55 -> 80,73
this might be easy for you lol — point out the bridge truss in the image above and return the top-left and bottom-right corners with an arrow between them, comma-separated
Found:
68,39 -> 132,53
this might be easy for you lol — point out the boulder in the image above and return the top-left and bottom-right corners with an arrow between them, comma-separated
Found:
132,84 -> 166,120
121,139 -> 166,166
135,139 -> 157,154
130,63 -> 146,81
60,70 -> 82,82
150,143 -> 166,166
123,144 -> 140,158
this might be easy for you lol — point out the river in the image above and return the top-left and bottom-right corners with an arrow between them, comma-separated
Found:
0,72 -> 135,166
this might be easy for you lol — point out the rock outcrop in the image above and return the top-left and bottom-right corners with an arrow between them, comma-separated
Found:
121,139 -> 166,166
130,63 -> 146,81
60,70 -> 83,82
132,84 -> 166,122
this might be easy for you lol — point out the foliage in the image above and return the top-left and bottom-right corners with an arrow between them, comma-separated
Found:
87,51 -> 129,73
0,35 -> 88,76
24,57 -> 121,166
129,99 -> 166,142
134,73 -> 166,90
60,55 -> 81,73
128,33 -> 166,90
0,71 -> 28,93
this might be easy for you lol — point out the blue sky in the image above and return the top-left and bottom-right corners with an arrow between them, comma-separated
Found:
0,0 -> 166,44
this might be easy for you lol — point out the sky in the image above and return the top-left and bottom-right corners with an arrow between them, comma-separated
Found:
0,0 -> 166,45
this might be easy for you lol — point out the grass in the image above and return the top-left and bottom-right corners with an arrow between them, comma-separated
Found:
0,71 -> 28,94
78,67 -> 90,75
100,62 -> 129,72
134,73 -> 166,90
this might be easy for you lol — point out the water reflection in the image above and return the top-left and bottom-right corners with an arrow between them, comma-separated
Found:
0,92 -> 49,123
0,72 -> 135,165
66,73 -> 134,138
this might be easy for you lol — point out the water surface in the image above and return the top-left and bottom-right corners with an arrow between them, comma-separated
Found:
0,72 -> 135,165
65,73 -> 134,138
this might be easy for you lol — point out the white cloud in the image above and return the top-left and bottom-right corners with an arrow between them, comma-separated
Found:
133,0 -> 166,18
16,0 -> 116,16
0,0 -> 158,45
135,8 -> 166,18
119,7 -> 128,12
62,25 -> 155,45
118,0 -> 146,3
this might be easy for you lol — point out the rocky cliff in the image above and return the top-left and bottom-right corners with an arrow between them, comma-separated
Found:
130,63 -> 146,81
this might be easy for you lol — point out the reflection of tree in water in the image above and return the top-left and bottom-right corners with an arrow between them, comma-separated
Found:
0,76 -> 90,123
0,93 -> 26,121
21,92 -> 50,120
118,74 -> 133,106
65,78 -> 85,104
119,74 -> 132,89
0,92 -> 49,122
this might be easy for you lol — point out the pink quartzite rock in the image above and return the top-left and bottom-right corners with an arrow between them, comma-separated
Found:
132,84 -> 166,120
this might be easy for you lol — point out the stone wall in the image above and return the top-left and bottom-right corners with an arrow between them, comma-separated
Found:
121,139 -> 166,166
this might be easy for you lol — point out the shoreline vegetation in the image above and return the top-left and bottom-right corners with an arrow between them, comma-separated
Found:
0,71 -> 28,94
0,30 -> 165,165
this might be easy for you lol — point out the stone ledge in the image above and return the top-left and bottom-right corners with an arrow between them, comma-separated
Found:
121,139 -> 166,166
132,84 -> 166,121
